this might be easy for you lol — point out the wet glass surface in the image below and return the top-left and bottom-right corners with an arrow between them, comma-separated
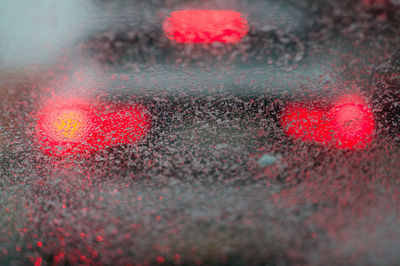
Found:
1,0 -> 400,265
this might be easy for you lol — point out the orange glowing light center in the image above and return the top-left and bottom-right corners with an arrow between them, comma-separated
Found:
50,109 -> 89,141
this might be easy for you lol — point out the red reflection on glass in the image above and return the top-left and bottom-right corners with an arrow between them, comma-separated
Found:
281,95 -> 375,149
35,99 -> 150,156
163,10 -> 249,43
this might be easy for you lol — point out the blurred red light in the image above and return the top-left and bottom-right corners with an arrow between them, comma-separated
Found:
94,106 -> 151,148
43,108 -> 92,142
364,0 -> 389,7
35,100 -> 150,156
328,95 -> 375,149
281,95 -> 375,149
35,100 -> 97,156
163,10 -> 249,43
281,104 -> 331,143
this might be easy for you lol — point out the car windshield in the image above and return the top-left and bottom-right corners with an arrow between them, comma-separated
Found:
1,0 -> 400,265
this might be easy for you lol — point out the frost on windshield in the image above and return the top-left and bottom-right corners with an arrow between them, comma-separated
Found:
1,0 -> 400,265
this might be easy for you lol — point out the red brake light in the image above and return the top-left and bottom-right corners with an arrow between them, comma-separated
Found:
43,108 -> 93,142
163,10 -> 249,43
35,100 -> 150,156
35,100 -> 96,156
328,95 -> 375,149
281,105 -> 331,144
364,0 -> 389,7
95,106 -> 150,147
281,95 -> 375,149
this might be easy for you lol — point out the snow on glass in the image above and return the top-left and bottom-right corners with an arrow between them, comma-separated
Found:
1,0 -> 400,265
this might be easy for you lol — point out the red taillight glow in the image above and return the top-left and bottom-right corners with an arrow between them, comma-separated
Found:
35,100 -> 150,156
328,95 -> 375,149
42,108 -> 93,142
281,95 -> 375,149
163,10 -> 249,43
364,0 -> 389,7
94,107 -> 150,147
281,105 -> 331,144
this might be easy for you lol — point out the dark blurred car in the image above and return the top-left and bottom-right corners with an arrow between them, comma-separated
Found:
1,0 -> 400,265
